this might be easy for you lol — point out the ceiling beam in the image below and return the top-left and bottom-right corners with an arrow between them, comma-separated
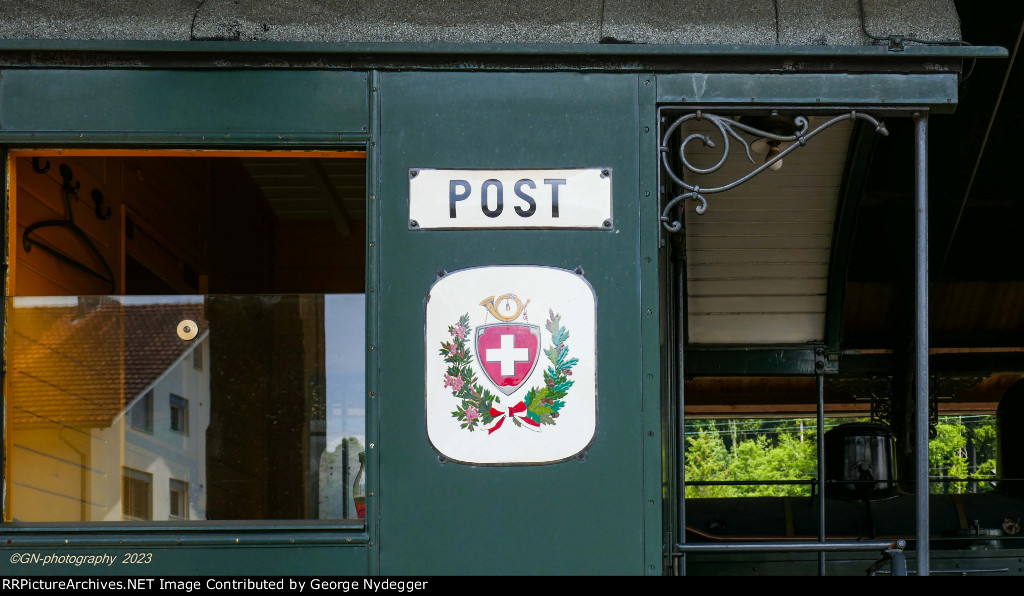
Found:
825,120 -> 877,357
300,159 -> 352,237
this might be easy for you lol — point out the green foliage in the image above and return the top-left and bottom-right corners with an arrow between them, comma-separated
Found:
684,419 -> 817,498
928,415 -> 997,494
524,310 -> 577,425
684,425 -> 733,498
683,415 -> 997,499
442,313 -> 498,431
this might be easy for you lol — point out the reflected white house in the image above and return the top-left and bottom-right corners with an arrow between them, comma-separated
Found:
8,295 -> 364,522
9,298 -> 210,522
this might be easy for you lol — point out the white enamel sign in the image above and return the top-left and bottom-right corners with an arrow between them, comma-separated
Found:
408,168 -> 612,229
425,266 -> 597,465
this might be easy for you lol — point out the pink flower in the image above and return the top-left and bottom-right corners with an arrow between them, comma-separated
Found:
464,405 -> 479,425
450,323 -> 468,340
444,374 -> 465,393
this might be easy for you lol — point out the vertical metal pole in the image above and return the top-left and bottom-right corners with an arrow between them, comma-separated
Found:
675,239 -> 687,576
914,111 -> 930,577
817,372 -> 826,576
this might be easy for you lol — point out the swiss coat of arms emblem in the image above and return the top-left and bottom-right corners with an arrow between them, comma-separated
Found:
425,266 -> 596,465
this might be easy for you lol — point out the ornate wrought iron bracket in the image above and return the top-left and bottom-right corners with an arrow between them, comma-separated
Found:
659,110 -> 889,232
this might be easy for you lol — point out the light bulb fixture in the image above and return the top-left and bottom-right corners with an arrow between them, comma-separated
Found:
751,137 -> 785,170
741,112 -> 797,172
765,141 -> 784,171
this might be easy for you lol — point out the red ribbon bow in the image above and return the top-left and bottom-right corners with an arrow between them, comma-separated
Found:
487,401 -> 540,434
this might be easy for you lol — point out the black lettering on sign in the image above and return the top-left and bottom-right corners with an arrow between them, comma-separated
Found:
449,180 -> 471,218
513,179 -> 537,217
544,179 -> 567,218
481,179 -> 503,218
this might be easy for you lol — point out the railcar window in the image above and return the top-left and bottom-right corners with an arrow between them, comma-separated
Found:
4,152 -> 368,523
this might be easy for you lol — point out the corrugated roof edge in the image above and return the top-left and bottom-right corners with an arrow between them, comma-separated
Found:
0,40 -> 1007,59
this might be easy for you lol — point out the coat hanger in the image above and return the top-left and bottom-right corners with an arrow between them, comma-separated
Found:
23,161 -> 116,293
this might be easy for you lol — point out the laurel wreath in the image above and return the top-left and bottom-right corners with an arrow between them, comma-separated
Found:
440,310 -> 578,432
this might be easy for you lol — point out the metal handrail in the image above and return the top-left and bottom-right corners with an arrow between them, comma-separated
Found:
674,539 -> 905,553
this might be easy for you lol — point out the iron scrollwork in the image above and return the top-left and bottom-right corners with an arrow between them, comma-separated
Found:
659,110 -> 889,231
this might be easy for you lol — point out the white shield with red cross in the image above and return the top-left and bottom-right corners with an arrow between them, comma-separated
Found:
475,323 -> 540,396
425,265 -> 597,465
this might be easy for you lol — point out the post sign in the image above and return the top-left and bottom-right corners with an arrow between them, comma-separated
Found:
425,266 -> 597,465
408,168 -> 612,229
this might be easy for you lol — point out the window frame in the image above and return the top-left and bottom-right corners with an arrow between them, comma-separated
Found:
169,393 -> 189,435
122,467 -> 153,521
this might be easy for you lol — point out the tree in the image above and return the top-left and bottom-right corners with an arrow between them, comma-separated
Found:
683,415 -> 997,499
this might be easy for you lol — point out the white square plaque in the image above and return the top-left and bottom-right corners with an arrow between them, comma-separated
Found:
425,266 -> 597,464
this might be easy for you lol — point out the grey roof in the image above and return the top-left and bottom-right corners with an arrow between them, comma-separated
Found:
0,0 -> 961,45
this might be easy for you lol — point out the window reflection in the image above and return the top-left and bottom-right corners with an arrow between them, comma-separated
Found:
7,294 -> 365,523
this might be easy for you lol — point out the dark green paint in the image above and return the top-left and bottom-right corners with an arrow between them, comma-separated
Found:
0,69 -> 369,141
365,69 -> 383,576
0,67 -> 373,576
825,122 -> 877,356
0,54 -> 984,575
657,73 -> 959,113
376,71 -> 649,574
638,74 -> 663,576
0,545 -> 367,576
685,347 -> 836,376
0,526 -> 367,547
